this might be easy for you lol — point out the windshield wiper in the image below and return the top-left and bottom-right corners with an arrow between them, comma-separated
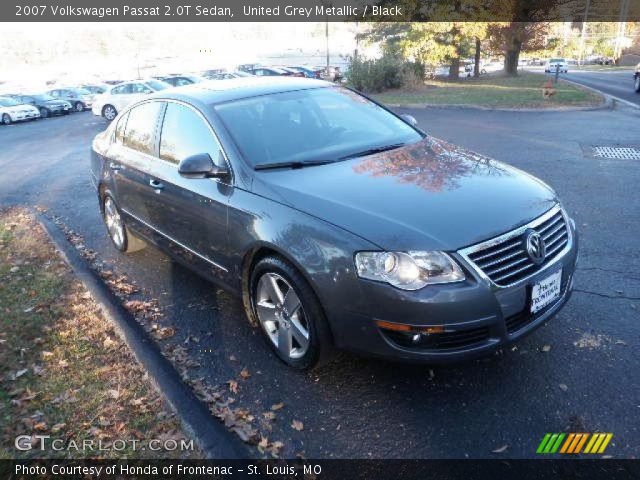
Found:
254,159 -> 335,171
339,143 -> 406,161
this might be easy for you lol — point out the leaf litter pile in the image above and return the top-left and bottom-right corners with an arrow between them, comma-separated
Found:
44,209 -> 290,457
0,207 -> 197,458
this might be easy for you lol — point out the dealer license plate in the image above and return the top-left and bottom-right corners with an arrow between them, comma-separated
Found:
530,270 -> 562,314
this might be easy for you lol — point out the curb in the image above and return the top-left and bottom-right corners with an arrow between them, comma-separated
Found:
387,97 -> 612,112
35,212 -> 248,460
560,77 -> 640,110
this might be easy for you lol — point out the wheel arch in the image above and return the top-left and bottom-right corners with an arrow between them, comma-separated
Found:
240,242 -> 335,344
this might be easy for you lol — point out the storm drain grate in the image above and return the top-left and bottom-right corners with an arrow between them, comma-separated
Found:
592,146 -> 640,160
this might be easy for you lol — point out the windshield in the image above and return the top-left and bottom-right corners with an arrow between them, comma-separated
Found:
73,88 -> 92,95
34,94 -> 54,101
0,97 -> 20,107
215,87 -> 422,167
146,80 -> 170,91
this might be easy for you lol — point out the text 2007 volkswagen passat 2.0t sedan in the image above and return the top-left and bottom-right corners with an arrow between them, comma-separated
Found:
90,77 -> 578,370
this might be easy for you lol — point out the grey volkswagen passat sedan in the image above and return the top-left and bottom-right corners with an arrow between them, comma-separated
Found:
90,77 -> 578,370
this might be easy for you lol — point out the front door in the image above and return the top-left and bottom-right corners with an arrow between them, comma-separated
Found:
144,101 -> 232,281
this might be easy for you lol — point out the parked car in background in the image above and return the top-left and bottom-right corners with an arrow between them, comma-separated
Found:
634,63 -> 640,93
274,67 -> 306,78
201,68 -> 227,78
92,79 -> 171,121
90,77 -> 578,369
250,67 -> 295,77
318,66 -> 344,82
155,75 -> 206,87
82,84 -> 110,95
528,57 -> 543,66
0,96 -> 40,124
47,87 -> 95,112
545,58 -> 569,73
237,63 -> 260,73
204,71 -> 253,80
286,66 -> 322,78
6,93 -> 72,118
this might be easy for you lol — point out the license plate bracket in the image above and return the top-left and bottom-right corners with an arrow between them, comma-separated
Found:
530,269 -> 562,314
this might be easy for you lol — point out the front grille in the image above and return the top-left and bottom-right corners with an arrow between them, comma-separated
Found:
463,207 -> 569,287
383,326 -> 490,351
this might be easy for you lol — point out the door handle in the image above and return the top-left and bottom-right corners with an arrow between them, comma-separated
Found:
109,162 -> 123,171
149,179 -> 164,190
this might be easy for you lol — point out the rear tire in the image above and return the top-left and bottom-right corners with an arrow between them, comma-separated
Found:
249,256 -> 334,370
635,76 -> 640,93
2,113 -> 11,125
102,194 -> 146,253
74,102 -> 84,112
39,107 -> 49,118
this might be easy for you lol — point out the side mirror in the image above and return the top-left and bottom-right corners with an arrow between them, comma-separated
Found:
178,153 -> 228,179
400,114 -> 418,127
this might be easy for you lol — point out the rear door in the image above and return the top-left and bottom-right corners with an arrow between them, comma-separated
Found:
143,101 -> 232,277
107,101 -> 164,230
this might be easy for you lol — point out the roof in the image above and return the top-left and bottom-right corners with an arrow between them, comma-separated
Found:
152,76 -> 333,105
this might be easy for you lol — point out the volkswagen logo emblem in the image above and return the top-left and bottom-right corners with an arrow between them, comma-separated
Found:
524,230 -> 546,265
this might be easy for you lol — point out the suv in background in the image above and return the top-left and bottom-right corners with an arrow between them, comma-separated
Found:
545,58 -> 569,73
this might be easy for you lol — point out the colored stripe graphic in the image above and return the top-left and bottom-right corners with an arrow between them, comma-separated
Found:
539,433 -> 613,454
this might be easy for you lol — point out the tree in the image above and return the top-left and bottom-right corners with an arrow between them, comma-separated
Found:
489,22 -> 549,75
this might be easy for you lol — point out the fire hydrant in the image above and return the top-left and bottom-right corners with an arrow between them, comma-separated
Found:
542,80 -> 556,100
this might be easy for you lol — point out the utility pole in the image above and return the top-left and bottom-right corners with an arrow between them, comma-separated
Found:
578,0 -> 591,67
325,21 -> 330,68
614,0 -> 630,62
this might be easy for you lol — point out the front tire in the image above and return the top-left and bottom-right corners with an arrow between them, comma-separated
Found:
634,75 -> 640,93
102,104 -> 117,121
102,194 -> 146,253
2,113 -> 11,125
39,107 -> 49,118
74,102 -> 84,112
249,256 -> 334,370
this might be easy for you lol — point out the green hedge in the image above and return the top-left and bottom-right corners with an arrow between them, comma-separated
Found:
347,55 -> 425,93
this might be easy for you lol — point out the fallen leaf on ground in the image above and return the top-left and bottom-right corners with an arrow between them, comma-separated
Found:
108,389 -> 120,399
240,368 -> 251,379
227,380 -> 239,394
271,402 -> 285,411
492,444 -> 508,453
541,345 -> 551,352
559,383 -> 568,392
14,369 -> 28,379
291,420 -> 304,431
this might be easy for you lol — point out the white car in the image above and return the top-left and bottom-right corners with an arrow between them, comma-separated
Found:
545,58 -> 568,73
92,79 -> 171,121
0,96 -> 40,125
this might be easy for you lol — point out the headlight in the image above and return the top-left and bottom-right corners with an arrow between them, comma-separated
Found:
355,251 -> 465,290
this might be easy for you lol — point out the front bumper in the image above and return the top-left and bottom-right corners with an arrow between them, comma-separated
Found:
327,214 -> 579,363
12,111 -> 40,121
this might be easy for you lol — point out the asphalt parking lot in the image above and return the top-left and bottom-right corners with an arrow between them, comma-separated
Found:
1,103 -> 639,459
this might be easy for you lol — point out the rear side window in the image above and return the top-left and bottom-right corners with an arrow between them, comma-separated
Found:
111,84 -> 130,95
159,102 -> 224,166
123,102 -> 162,155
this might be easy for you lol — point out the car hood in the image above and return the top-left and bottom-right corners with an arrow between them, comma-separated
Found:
252,136 -> 558,251
42,100 -> 68,107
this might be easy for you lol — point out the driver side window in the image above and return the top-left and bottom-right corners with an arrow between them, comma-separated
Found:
159,102 -> 225,168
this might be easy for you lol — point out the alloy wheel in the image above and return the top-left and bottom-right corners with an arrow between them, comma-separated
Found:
2,114 -> 11,125
104,197 -> 124,249
635,76 -> 640,92
103,105 -> 117,121
255,272 -> 310,359
39,108 -> 49,118
75,102 -> 84,112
